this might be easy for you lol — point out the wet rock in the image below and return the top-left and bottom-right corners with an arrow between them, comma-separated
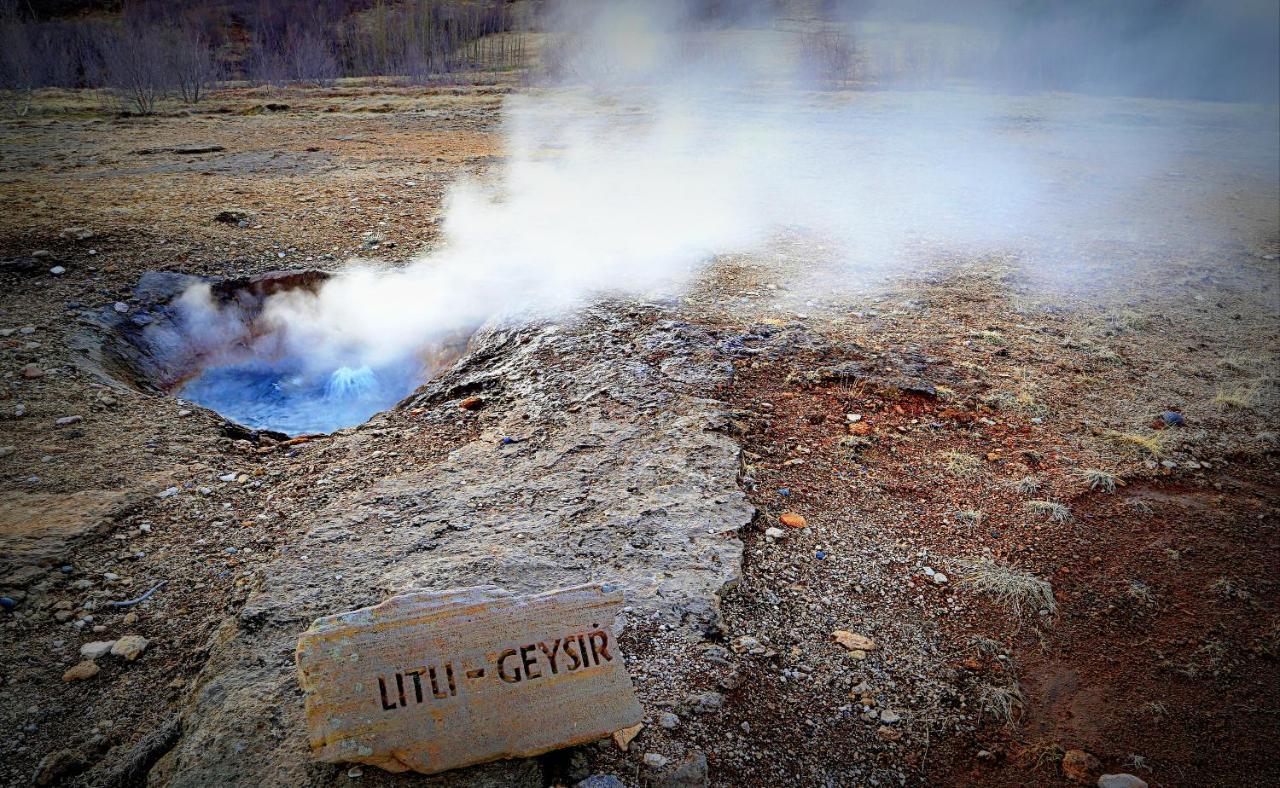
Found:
63,661 -> 100,681
1063,749 -> 1101,784
1098,775 -> 1148,788
111,634 -> 149,661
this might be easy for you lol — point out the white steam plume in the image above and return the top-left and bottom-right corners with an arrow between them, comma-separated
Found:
184,0 -> 1279,378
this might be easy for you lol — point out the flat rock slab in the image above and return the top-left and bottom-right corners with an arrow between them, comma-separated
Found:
296,584 -> 642,775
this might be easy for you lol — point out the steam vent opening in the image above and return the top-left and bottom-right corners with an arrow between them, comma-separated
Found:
81,270 -> 468,438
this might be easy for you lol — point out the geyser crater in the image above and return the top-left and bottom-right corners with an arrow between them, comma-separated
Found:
79,269 -> 470,438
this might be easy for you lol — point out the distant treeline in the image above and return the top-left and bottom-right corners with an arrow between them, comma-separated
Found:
0,0 -> 529,114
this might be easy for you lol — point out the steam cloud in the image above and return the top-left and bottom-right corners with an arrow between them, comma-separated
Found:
179,0 -> 1280,391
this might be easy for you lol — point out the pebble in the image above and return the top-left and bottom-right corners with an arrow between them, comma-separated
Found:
780,512 -> 806,528
110,634 -> 150,661
346,766 -> 363,779
80,640 -> 115,660
764,527 -> 785,539
218,473 -> 238,482
577,776 -> 625,788
642,753 -> 668,769
933,573 -> 949,584
49,266 -> 66,275
690,691 -> 724,713
62,661 -> 100,682
832,630 -> 878,651
157,487 -> 180,499
1097,775 -> 1148,788
20,364 -> 44,378
1063,749 -> 1100,783
122,612 -> 138,625
658,712 -> 680,729
54,416 -> 82,426
113,302 -> 129,313
879,709 -> 901,724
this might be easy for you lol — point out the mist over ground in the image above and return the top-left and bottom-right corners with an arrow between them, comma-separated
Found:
174,0 -> 1279,385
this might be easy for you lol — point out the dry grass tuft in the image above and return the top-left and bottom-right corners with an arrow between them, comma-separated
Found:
943,451 -> 982,476
1126,580 -> 1155,606
1014,475 -> 1041,495
961,560 -> 1057,621
1104,429 -> 1169,458
955,509 -> 984,527
977,683 -> 1025,728
1079,468 -> 1123,493
1017,739 -> 1064,772
1210,385 -> 1258,411
1025,499 -> 1072,523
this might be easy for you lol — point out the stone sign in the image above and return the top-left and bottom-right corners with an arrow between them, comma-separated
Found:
295,584 -> 644,775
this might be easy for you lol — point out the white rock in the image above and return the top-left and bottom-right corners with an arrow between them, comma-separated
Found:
764,527 -> 785,539
157,487 -> 179,499
113,302 -> 129,313
642,753 -> 669,769
933,573 -> 949,584
49,266 -> 66,275
79,640 -> 115,660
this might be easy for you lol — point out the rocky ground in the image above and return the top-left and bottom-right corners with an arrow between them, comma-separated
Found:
1,82 -> 1277,788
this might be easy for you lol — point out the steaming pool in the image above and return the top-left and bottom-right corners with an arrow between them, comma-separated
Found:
178,357 -> 424,437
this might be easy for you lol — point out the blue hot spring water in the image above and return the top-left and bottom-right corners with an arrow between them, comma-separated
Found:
179,357 -> 422,436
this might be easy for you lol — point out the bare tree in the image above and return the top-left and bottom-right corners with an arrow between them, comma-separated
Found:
0,2 -> 39,116
100,23 -> 170,114
800,27 -> 857,89
289,30 -> 339,87
169,25 -> 219,104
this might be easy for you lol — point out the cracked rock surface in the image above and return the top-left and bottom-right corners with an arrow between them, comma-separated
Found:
151,303 -> 753,786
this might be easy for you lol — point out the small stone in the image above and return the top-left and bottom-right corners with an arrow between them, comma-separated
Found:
219,473 -> 238,482
611,722 -> 642,751
59,226 -> 93,241
779,512 -> 806,528
577,776 -> 626,788
1098,775 -> 1148,788
876,725 -> 901,741
832,630 -> 877,651
20,364 -> 44,378
113,302 -> 129,313
933,572 -> 949,584
62,661 -> 100,681
79,640 -> 115,660
122,612 -> 138,625
110,634 -> 149,661
689,691 -> 723,713
178,409 -> 192,417
879,709 -> 901,724
660,750 -> 708,786
458,396 -> 484,411
764,527 -> 785,539
157,487 -> 180,499
55,416 -> 83,426
1062,749 -> 1100,784
49,266 -> 66,275
0,446 -> 15,458
658,712 -> 680,729
346,766 -> 363,779
642,753 -> 668,769
1159,411 -> 1185,427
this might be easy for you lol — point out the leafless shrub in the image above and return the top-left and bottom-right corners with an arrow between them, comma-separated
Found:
99,23 -> 170,114
169,26 -> 219,104
289,30 -> 340,87
977,683 -> 1024,727
961,559 -> 1056,622
800,27 -> 857,89
0,2 -> 38,116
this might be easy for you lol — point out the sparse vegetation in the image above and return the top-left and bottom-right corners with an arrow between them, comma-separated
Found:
961,560 -> 1057,622
1079,468 -> 1122,492
1025,499 -> 1072,523
1210,384 -> 1258,411
977,683 -> 1025,727
1014,475 -> 1042,495
1104,429 -> 1169,458
955,508 -> 984,527
943,451 -> 981,476
1126,580 -> 1155,606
